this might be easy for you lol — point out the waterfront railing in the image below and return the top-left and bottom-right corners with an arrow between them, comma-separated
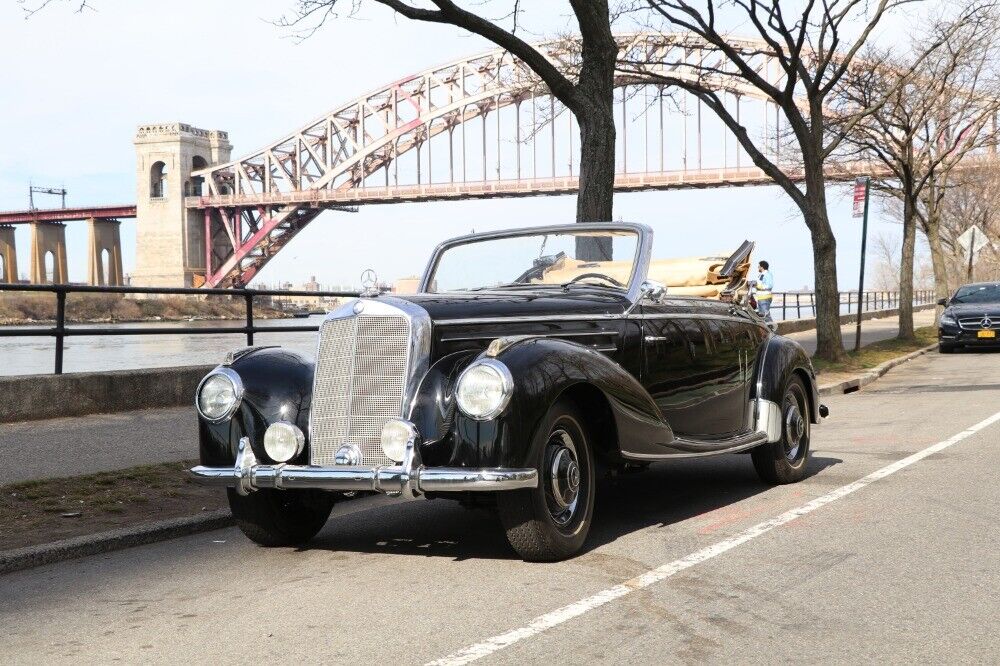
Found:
0,283 -> 359,374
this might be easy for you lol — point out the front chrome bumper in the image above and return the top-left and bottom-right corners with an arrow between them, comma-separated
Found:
189,437 -> 537,499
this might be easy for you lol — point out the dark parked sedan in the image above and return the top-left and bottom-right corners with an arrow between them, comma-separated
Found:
938,282 -> 1000,353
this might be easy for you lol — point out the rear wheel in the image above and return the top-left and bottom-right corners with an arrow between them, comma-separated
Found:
497,400 -> 595,561
752,376 -> 811,485
228,488 -> 335,547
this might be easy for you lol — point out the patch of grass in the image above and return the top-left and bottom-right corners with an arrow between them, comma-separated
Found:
812,326 -> 937,374
0,460 -> 227,551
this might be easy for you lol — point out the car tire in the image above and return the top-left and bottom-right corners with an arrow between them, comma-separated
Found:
751,375 -> 811,485
497,399 -> 595,562
939,343 -> 956,354
227,488 -> 335,547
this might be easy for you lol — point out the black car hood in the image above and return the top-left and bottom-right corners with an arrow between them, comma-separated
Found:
946,303 -> 1000,318
394,289 -> 630,322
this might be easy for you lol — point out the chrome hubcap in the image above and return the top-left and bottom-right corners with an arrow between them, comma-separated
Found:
783,403 -> 805,461
545,429 -> 580,526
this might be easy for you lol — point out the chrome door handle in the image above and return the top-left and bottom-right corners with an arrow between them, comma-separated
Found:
644,335 -> 668,342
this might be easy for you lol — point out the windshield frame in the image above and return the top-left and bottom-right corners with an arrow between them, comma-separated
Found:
419,222 -> 653,303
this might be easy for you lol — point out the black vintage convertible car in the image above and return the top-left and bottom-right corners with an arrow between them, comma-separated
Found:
938,282 -> 1000,352
191,223 -> 827,561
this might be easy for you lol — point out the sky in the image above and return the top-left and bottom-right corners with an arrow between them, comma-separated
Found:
0,0 -> 921,291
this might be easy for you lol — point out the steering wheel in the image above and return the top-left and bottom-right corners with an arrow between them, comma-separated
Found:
566,273 -> 625,288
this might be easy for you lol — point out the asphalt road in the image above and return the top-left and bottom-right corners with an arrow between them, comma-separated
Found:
785,307 -> 935,355
3,348 -> 999,664
0,310 -> 935,485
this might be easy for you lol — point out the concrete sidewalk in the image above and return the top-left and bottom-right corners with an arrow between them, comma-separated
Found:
0,310 -> 936,485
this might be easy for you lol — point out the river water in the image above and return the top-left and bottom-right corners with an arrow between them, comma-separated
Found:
0,317 -> 325,376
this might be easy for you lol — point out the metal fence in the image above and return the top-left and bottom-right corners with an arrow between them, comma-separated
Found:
0,284 -> 936,375
772,290 -> 937,321
0,283 -> 358,374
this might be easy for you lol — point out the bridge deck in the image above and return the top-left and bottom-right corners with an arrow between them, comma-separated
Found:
0,205 -> 137,225
185,167 -> 861,209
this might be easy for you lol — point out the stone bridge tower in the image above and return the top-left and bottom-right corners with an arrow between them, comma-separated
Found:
132,123 -> 231,287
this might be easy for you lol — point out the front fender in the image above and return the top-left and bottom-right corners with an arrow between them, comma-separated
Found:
434,338 -> 673,469
198,347 -> 314,466
751,335 -> 820,424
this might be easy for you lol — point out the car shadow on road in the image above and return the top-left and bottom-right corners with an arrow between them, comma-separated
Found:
302,454 -> 841,562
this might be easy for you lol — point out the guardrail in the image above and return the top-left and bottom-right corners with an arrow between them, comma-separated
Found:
772,290 -> 936,320
0,284 -> 359,374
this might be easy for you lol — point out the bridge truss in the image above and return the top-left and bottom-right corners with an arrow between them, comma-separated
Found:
190,33 -> 834,287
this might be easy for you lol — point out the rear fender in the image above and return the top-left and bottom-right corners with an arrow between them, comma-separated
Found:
751,335 -> 821,438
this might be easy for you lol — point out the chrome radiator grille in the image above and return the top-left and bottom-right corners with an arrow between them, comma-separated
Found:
310,312 -> 412,467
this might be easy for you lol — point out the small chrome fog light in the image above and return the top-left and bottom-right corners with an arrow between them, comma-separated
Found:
381,419 -> 417,463
263,422 -> 305,463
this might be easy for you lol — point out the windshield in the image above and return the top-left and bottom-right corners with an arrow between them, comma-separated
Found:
425,229 -> 640,294
952,284 -> 1000,304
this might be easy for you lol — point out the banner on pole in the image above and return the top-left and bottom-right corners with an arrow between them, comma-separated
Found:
852,177 -> 869,218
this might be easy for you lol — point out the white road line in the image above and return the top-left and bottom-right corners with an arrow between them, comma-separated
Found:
427,410 -> 1000,666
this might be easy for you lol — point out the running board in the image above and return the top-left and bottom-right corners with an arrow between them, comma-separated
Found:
621,430 -> 768,461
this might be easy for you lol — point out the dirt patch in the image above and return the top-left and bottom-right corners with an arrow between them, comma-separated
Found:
0,461 -> 227,551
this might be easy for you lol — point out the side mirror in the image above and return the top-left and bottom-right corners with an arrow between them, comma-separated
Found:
623,280 -> 667,316
937,298 -> 949,306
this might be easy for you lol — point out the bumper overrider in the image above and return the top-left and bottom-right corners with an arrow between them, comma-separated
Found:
189,422 -> 538,500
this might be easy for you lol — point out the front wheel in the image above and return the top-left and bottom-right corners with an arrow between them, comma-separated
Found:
751,376 -> 811,485
939,343 -> 956,354
228,488 -> 335,547
497,399 -> 595,561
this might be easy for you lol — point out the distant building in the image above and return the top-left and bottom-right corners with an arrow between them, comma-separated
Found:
393,276 -> 421,294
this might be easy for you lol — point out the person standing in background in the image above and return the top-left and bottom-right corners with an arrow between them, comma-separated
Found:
754,260 -> 775,330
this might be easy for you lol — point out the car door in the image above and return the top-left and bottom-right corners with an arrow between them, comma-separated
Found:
640,298 -> 745,439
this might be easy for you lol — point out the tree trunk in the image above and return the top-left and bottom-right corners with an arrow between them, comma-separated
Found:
802,165 -> 846,362
572,6 -> 616,261
926,213 -> 951,322
897,194 -> 916,340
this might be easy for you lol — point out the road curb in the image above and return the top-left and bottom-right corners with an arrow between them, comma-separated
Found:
818,343 -> 939,396
0,510 -> 234,576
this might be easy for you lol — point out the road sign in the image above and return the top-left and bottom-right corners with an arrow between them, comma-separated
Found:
852,177 -> 869,218
957,224 -> 989,257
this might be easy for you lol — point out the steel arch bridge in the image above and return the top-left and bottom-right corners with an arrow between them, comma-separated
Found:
189,32 -> 849,288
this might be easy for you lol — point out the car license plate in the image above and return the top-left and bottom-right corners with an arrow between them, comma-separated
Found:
978,330 -> 996,339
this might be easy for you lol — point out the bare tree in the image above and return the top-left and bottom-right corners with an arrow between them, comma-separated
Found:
933,156 -> 1000,282
618,1 -> 984,361
279,1 -> 620,257
836,9 -> 1000,337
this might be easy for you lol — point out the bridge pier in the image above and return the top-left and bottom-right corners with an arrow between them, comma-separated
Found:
0,225 -> 17,283
87,218 -> 124,286
30,222 -> 69,284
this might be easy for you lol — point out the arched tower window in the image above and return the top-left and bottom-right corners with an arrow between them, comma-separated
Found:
150,161 -> 168,198
191,155 -> 208,196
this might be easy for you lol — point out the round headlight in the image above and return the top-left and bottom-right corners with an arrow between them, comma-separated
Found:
455,359 -> 513,420
197,370 -> 241,421
381,419 -> 416,463
264,422 -> 305,463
